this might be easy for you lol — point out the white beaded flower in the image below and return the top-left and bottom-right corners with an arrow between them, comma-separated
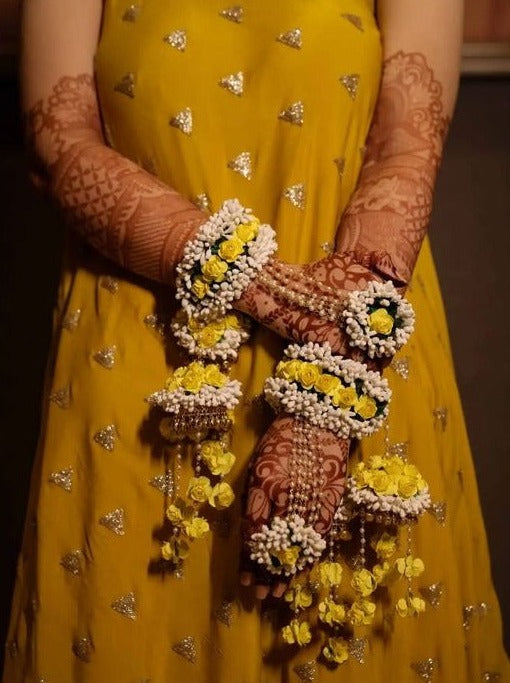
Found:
341,280 -> 415,359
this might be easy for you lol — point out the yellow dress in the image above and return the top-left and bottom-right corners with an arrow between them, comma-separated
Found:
4,1 -> 510,681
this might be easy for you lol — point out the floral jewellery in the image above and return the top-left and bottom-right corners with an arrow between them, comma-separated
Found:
263,342 -> 391,439
341,280 -> 415,359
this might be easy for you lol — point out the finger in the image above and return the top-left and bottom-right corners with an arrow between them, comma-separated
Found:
255,585 -> 271,600
271,581 -> 287,598
240,571 -> 254,586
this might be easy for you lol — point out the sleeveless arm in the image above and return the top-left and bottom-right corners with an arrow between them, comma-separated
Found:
21,0 -> 206,285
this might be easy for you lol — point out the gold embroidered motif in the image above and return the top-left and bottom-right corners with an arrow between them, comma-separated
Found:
163,30 -> 187,52
60,550 -> 84,576
428,501 -> 447,525
213,600 -> 233,626
482,673 -> 501,681
149,473 -> 174,497
49,385 -> 71,409
218,71 -> 244,96
276,28 -> 302,49
62,309 -> 82,331
111,592 -> 137,620
278,101 -> 304,126
293,661 -> 317,682
348,637 -> 367,664
283,183 -> 305,209
99,507 -> 125,535
72,636 -> 92,662
463,602 -> 490,629
227,151 -> 252,179
114,73 -> 135,99
410,658 -> 439,680
341,13 -> 364,31
333,157 -> 345,177
320,242 -> 333,254
172,636 -> 197,663
100,276 -> 119,293
219,6 -> 243,23
6,641 -> 17,658
92,345 -> 117,369
122,4 -> 140,22
391,356 -> 410,379
169,108 -> 193,136
339,74 -> 360,100
420,582 -> 444,608
48,467 -> 73,492
143,314 -> 165,335
432,407 -> 448,431
93,424 -> 118,451
389,441 -> 409,458
457,469 -> 464,487
192,193 -> 211,212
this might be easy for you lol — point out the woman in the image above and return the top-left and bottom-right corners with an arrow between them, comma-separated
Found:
3,0 -> 509,681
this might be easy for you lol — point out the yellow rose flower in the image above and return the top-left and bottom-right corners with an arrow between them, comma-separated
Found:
191,276 -> 209,299
397,474 -> 419,499
314,373 -> 341,396
165,366 -> 187,391
284,584 -> 313,611
200,440 -> 224,459
218,236 -> 245,263
318,561 -> 343,587
322,637 -> 349,665
203,364 -> 228,388
318,598 -> 346,626
409,596 -> 426,615
332,385 -> 359,408
161,541 -> 176,562
273,546 -> 300,569
196,325 -> 224,349
396,597 -> 409,618
351,568 -> 377,597
161,537 -> 189,562
354,394 -> 378,419
370,471 -> 391,495
368,307 -> 395,335
208,481 -> 235,509
186,476 -> 213,503
166,504 -> 184,525
348,599 -> 376,626
396,555 -> 425,579
202,255 -> 229,283
225,313 -> 242,329
281,619 -> 312,646
183,516 -> 210,539
203,449 -> 236,476
186,314 -> 201,332
297,362 -> 322,390
385,456 -> 405,476
234,219 -> 259,243
368,454 -> 385,469
396,595 -> 426,617
372,561 -> 391,584
276,359 -> 302,382
181,362 -> 206,393
372,532 -> 398,560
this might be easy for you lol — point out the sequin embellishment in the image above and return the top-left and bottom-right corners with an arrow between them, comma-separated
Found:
391,356 -> 410,379
172,636 -> 197,663
193,193 -> 211,212
72,636 -> 92,662
169,108 -> 193,136
432,407 -> 448,431
213,600 -> 234,626
278,101 -> 304,126
218,71 -> 244,96
277,28 -> 302,49
341,13 -> 364,31
333,157 -> 346,177
389,441 -> 409,458
122,4 -> 140,22
428,501 -> 447,525
321,242 -> 333,254
482,673 -> 501,681
62,309 -> 81,331
111,592 -> 137,620
293,661 -> 317,682
463,602 -> 490,629
49,385 -> 71,409
48,467 -> 73,492
420,582 -> 444,608
283,183 -> 306,209
163,30 -> 187,52
349,637 -> 367,663
114,73 -> 135,98
219,6 -> 243,23
410,658 -> 439,680
6,641 -> 17,658
93,346 -> 117,369
99,507 -> 125,535
100,276 -> 119,293
93,424 -> 118,451
60,550 -> 84,576
149,472 -> 174,497
227,151 -> 252,179
143,314 -> 165,335
339,74 -> 360,100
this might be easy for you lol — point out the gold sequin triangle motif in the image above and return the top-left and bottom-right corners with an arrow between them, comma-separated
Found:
72,636 -> 93,662
100,276 -> 119,293
60,550 -> 83,576
62,309 -> 81,331
169,108 -> 193,135
420,582 -> 444,608
341,13 -> 364,31
93,424 -> 117,451
213,600 -> 233,626
333,157 -> 346,177
99,507 -> 125,535
227,151 -> 252,179
111,592 -> 137,620
163,30 -> 187,52
218,71 -> 244,96
49,385 -> 71,409
428,501 -> 447,525
283,183 -> 306,209
277,28 -> 302,49
278,101 -> 304,126
482,673 -> 501,681
339,73 -> 360,100
410,658 -> 439,680
293,661 -> 317,682
193,193 -> 211,212
122,4 -> 140,21
114,73 -> 135,98
48,467 -> 73,492
148,473 -> 174,496
219,6 -> 243,23
432,407 -> 448,431
389,441 -> 409,458
391,356 -> 410,379
348,637 -> 367,663
172,636 -> 197,663
93,345 -> 117,369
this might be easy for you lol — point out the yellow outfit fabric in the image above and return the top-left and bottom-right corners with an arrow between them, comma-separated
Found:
3,1 -> 510,681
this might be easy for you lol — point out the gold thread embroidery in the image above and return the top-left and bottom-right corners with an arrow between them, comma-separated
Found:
49,385 -> 71,409
100,276 -> 119,293
432,407 -> 448,431
163,30 -> 187,52
60,550 -> 84,576
341,13 -> 364,31
62,309 -> 82,331
72,636 -> 93,662
276,28 -> 302,49
149,473 -> 174,497
283,183 -> 306,209
192,193 -> 211,212
169,108 -> 193,136
48,467 -> 73,492
219,6 -> 243,23
293,661 -> 317,682
339,74 -> 360,100
278,101 -> 304,126
92,345 -> 117,369
410,658 -> 439,680
99,507 -> 125,535
420,582 -> 444,608
114,73 -> 135,99
122,4 -> 140,22
172,636 -> 197,663
111,592 -> 137,620
93,424 -> 118,451
227,151 -> 252,179
213,600 -> 234,626
218,71 -> 244,96
391,356 -> 410,379
333,157 -> 345,177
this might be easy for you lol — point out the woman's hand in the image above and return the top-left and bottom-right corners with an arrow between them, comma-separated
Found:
240,414 -> 349,600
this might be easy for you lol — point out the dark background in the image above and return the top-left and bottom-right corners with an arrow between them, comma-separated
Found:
1,73 -> 510,668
